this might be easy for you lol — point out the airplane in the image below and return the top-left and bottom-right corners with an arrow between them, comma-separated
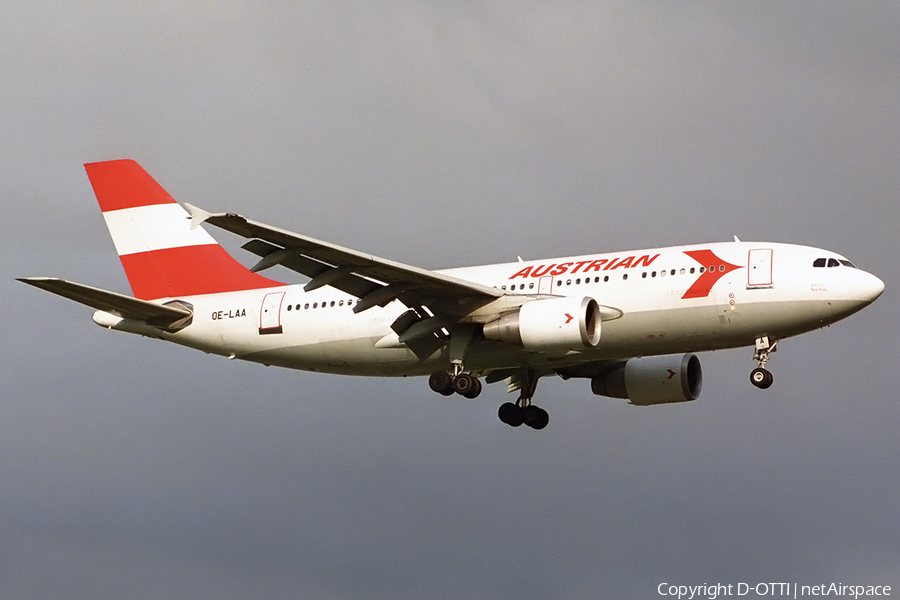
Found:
20,160 -> 884,430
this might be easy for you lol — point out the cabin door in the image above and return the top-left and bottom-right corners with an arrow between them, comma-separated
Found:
747,249 -> 773,288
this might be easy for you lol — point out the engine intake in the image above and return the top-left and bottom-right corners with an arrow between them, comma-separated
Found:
591,353 -> 702,405
483,296 -> 601,352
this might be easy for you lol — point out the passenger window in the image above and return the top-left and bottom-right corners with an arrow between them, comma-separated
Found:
652,271 -> 656,277
576,278 -> 581,285
660,270 -> 666,277
642,272 -> 647,278
622,274 -> 628,280
529,282 -> 534,289
813,258 -> 826,268
348,299 -> 353,306
287,305 -> 292,311
699,267 -> 705,273
603,276 -> 609,282
827,258 -> 840,268
557,280 -> 562,287
671,269 -> 676,276
680,268 -> 685,275
690,268 -> 695,274
304,303 -> 309,309
313,302 -> 318,308
339,300 -> 344,306
566,279 -> 571,286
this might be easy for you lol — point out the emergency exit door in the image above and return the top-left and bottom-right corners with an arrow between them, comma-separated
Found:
259,292 -> 285,334
538,276 -> 553,295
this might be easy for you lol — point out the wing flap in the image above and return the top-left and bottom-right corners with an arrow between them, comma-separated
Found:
18,277 -> 192,325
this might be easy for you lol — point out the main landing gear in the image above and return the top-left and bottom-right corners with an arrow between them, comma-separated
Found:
427,324 -> 483,399
429,327 -> 548,429
497,367 -> 549,430
428,365 -> 549,430
498,402 -> 549,430
750,336 -> 777,389
428,368 -> 483,399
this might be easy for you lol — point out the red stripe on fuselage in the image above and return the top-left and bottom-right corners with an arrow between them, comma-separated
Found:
120,245 -> 285,300
85,159 -> 176,212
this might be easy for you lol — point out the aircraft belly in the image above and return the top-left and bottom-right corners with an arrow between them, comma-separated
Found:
166,291 -> 860,377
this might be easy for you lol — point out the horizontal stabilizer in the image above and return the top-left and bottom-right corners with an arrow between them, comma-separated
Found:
18,277 -> 192,326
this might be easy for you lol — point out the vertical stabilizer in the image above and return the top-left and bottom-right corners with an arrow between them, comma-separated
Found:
85,159 -> 283,299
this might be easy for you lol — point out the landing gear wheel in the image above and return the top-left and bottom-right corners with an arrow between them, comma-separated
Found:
452,373 -> 476,396
428,371 -> 453,395
528,407 -> 549,430
461,376 -> 482,399
750,367 -> 773,389
522,405 -> 546,429
498,402 -> 524,427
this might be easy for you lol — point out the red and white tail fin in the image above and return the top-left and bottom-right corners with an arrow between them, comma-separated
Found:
85,159 -> 283,300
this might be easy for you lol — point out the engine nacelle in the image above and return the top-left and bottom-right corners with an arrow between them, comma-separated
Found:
591,353 -> 702,405
483,296 -> 601,351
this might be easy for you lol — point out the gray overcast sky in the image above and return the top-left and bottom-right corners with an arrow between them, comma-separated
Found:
1,2 -> 898,598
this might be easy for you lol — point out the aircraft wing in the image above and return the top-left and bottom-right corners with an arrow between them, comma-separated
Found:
185,204 -> 503,316
18,277 -> 192,327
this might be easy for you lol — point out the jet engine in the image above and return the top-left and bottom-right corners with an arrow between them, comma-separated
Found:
590,353 -> 702,405
483,296 -> 601,351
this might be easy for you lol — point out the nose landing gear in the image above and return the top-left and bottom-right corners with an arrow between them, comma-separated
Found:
750,367 -> 774,389
750,336 -> 777,389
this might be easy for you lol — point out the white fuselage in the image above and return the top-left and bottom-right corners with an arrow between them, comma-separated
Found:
112,241 -> 882,376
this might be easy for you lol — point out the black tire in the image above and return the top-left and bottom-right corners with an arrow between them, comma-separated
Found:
522,405 -> 544,429
498,402 -> 523,427
750,368 -> 773,389
462,377 -> 482,399
429,371 -> 453,395
531,407 -> 549,430
453,373 -> 475,396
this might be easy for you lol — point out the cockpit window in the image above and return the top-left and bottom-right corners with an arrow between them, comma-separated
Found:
814,257 -> 857,268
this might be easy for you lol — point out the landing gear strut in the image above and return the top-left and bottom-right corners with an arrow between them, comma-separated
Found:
750,336 -> 777,389
497,367 -> 549,430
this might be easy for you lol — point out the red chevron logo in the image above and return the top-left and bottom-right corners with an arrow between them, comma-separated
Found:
564,313 -> 574,324
681,249 -> 743,299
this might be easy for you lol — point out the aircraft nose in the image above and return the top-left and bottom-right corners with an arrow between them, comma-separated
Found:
858,271 -> 885,304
